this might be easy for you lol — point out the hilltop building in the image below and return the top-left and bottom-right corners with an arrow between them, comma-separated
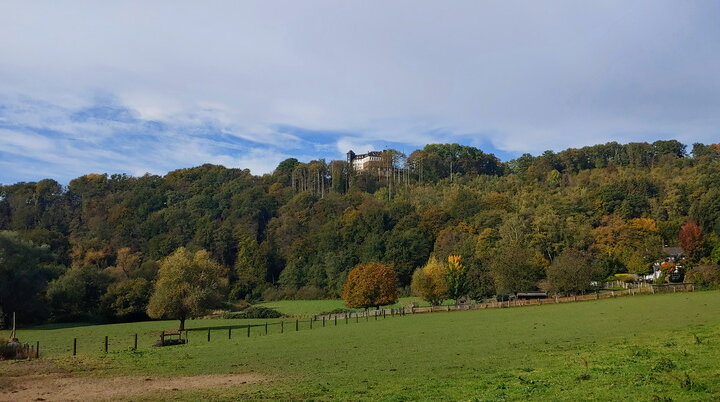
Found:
347,150 -> 382,171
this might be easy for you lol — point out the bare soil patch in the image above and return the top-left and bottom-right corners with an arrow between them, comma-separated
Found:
1,365 -> 266,401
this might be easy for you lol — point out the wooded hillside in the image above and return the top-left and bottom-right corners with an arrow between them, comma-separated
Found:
2,141 -> 720,324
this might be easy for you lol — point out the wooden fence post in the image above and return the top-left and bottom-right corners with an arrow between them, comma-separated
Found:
36,341 -> 40,358
228,327 -> 232,339
207,328 -> 211,342
281,321 -> 284,333
345,314 -> 348,324
247,325 -> 251,337
73,338 -> 77,356
334,316 -> 337,326
104,336 -> 108,353
134,334 -> 138,350
310,318 -> 313,329
296,319 -> 299,331
265,322 -> 268,335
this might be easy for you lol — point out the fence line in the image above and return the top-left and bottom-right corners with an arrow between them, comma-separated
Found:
313,283 -> 696,321
17,283 -> 695,359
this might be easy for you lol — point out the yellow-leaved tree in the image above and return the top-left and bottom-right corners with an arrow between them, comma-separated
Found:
445,255 -> 467,304
411,257 -> 448,306
147,247 -> 228,330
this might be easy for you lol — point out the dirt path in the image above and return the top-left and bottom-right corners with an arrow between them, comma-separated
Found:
1,370 -> 266,401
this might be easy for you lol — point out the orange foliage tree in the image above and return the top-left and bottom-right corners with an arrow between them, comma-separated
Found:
342,262 -> 398,309
679,221 -> 704,264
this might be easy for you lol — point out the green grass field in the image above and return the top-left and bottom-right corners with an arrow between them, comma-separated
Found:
257,296 -> 449,316
3,291 -> 720,400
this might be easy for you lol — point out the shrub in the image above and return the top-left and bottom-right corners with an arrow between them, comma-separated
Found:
243,306 -> 282,319
220,311 -> 247,319
261,287 -> 296,301
610,273 -> 636,283
294,285 -> 326,300
220,306 -> 282,319
222,300 -> 251,312
685,265 -> 720,287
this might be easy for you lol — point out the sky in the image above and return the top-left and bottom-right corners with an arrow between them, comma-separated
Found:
1,1 -> 719,184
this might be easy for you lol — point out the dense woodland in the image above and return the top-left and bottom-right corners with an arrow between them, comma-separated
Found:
2,140 -> 720,325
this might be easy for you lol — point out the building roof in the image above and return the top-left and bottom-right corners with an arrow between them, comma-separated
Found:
348,151 -> 382,159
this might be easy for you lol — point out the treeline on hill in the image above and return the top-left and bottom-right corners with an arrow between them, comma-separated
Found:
2,141 -> 720,326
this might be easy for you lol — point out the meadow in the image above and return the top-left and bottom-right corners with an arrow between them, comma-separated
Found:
256,296 -> 450,317
2,291 -> 720,400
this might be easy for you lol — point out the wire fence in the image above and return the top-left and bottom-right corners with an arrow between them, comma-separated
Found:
314,283 -> 696,320
9,283 -> 696,360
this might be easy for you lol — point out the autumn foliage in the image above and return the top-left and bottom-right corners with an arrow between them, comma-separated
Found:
445,255 -> 466,303
411,257 -> 448,306
342,262 -> 398,309
679,222 -> 704,263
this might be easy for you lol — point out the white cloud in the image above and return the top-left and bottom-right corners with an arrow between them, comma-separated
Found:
1,0 -> 719,182
336,137 -> 374,155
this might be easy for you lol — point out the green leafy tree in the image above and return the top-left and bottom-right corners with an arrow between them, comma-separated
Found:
101,278 -> 152,321
542,248 -> 599,296
0,231 -> 61,325
46,265 -> 111,321
230,236 -> 268,300
489,244 -> 545,294
147,248 -> 228,330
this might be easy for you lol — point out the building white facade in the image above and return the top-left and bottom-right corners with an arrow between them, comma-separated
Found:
347,150 -> 382,171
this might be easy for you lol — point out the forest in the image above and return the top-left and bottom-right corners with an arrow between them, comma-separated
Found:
2,140 -> 720,325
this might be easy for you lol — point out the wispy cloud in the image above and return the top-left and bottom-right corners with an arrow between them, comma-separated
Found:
0,97 -> 313,183
1,1 -> 719,183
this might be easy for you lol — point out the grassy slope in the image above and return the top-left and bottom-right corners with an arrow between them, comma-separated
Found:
1,297 -> 438,357
3,291 -> 720,400
256,296 -> 447,316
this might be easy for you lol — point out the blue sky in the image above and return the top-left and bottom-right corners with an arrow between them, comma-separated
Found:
1,1 -> 719,184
